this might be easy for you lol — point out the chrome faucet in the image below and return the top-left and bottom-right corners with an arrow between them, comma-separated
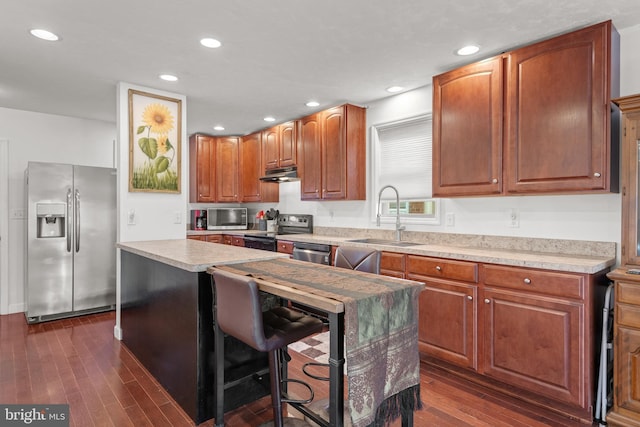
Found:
376,185 -> 405,241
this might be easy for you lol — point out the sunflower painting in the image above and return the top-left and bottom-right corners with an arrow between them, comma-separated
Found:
128,89 -> 182,193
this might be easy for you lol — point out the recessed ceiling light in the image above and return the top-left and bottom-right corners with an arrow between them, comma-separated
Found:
456,45 -> 480,56
200,38 -> 222,48
264,116 -> 276,122
386,86 -> 404,93
213,125 -> 225,131
306,101 -> 320,107
30,29 -> 59,41
159,74 -> 178,82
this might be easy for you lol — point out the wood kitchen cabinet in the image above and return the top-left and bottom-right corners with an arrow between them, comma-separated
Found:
606,94 -> 640,426
380,252 -> 405,278
189,134 -> 217,202
215,136 -> 240,202
240,132 -> 279,202
406,255 -> 479,370
432,57 -> 503,196
481,265 -> 590,411
433,20 -> 619,197
298,104 -> 366,201
263,121 -> 297,170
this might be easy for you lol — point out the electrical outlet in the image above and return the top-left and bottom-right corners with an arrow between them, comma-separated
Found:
11,209 -> 25,219
127,209 -> 136,225
174,211 -> 182,224
509,208 -> 519,228
446,213 -> 455,227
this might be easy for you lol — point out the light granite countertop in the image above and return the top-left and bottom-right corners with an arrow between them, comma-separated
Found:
117,239 -> 288,272
186,228 -> 616,274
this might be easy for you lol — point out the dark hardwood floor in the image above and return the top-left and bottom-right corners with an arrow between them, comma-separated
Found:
0,311 -> 596,426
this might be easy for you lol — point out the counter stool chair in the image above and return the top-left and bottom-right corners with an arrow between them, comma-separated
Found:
302,246 -> 380,381
212,269 -> 324,427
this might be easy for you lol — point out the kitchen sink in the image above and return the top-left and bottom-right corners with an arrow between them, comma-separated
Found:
346,238 -> 422,247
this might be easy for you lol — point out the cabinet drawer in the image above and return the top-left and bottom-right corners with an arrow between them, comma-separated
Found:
407,255 -> 478,283
277,240 -> 293,254
231,236 -> 244,247
618,281 -> 640,306
618,302 -> 640,329
206,235 -> 223,244
483,265 -> 584,299
381,252 -> 405,272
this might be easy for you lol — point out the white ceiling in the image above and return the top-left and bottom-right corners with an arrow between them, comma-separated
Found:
2,1 -> 640,136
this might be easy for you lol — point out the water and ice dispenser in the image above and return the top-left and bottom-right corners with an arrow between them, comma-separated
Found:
36,203 -> 66,238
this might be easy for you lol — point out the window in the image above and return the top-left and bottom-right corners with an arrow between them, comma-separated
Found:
371,114 -> 439,225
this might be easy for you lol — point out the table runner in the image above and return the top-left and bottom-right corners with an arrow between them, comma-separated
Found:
217,258 -> 423,427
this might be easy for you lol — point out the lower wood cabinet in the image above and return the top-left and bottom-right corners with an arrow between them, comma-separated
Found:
379,250 -> 608,423
187,235 -> 223,244
276,240 -> 293,255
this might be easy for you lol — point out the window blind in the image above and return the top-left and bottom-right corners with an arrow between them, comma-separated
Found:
375,115 -> 432,199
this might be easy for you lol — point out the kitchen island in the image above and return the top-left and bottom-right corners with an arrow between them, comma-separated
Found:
117,239 -> 288,424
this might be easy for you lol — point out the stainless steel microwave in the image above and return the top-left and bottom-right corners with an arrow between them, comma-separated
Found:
207,207 -> 248,230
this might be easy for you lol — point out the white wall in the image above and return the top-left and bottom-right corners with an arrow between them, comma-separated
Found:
0,107 -> 116,313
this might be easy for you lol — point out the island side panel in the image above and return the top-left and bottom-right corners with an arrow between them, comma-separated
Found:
121,251 -> 202,422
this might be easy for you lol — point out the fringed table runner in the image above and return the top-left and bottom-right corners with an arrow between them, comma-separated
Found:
217,258 -> 424,427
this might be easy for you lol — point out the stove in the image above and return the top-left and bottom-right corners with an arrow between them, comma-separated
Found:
243,214 -> 313,251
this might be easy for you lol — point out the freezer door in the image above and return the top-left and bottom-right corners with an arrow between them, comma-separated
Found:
26,162 -> 74,318
72,165 -> 117,311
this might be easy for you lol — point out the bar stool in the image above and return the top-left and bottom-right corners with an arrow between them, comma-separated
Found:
333,246 -> 381,274
212,269 -> 324,427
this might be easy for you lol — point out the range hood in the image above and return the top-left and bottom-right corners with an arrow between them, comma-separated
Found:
259,166 -> 299,182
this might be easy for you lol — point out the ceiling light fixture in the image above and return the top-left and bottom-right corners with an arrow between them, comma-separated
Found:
456,45 -> 480,56
264,116 -> 276,122
30,29 -> 59,41
306,101 -> 320,107
213,125 -> 225,131
386,86 -> 404,93
200,38 -> 222,48
159,74 -> 178,82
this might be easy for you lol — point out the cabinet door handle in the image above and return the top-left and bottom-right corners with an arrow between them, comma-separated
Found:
467,295 -> 473,301
435,266 -> 442,271
484,298 -> 491,304
594,172 -> 601,178
523,278 -> 531,284
492,178 -> 498,184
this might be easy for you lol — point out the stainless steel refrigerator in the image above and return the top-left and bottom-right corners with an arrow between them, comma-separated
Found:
25,161 -> 116,323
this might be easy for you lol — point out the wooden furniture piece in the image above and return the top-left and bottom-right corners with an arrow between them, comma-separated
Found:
211,269 -> 323,427
433,20 -> 619,197
298,104 -> 366,201
276,239 -> 293,254
606,94 -> 640,426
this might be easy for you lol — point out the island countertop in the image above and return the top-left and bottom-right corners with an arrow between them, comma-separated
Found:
117,239 -> 288,272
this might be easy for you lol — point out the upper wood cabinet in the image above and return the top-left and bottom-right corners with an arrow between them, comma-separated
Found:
215,136 -> 240,202
189,134 -> 217,202
298,104 -> 366,201
433,57 -> 503,197
240,132 -> 279,203
433,20 -> 620,197
263,121 -> 297,171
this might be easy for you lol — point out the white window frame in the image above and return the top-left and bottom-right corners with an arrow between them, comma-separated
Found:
370,114 -> 440,226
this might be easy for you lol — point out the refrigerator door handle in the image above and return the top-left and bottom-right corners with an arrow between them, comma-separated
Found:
75,189 -> 80,252
66,188 -> 72,252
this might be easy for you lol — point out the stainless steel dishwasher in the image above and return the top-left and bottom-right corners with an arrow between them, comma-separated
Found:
292,241 -> 332,265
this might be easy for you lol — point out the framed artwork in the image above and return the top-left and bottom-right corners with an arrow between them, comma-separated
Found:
128,89 -> 182,193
